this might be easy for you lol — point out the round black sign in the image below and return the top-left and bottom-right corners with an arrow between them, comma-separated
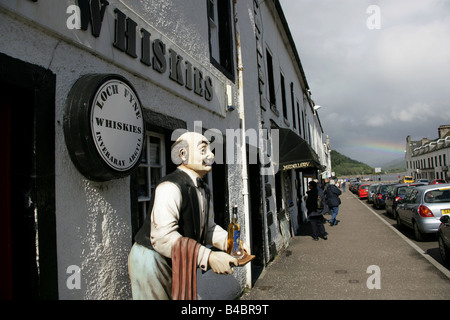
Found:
64,74 -> 145,181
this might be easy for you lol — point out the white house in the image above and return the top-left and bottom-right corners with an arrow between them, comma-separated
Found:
0,0 -> 330,300
406,125 -> 450,182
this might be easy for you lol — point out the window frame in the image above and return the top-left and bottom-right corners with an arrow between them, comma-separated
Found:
207,0 -> 235,81
136,131 -> 166,230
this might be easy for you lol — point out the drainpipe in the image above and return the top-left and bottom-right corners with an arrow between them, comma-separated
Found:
233,0 -> 252,289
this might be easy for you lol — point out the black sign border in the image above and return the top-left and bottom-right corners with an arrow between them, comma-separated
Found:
64,74 -> 145,182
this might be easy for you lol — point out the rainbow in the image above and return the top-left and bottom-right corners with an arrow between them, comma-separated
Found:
350,141 -> 405,156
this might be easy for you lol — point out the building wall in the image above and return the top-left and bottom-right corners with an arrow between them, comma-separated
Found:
406,135 -> 450,182
0,0 -> 329,300
238,0 -> 329,262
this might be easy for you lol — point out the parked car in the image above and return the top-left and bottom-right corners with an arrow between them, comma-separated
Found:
349,182 -> 356,193
438,215 -> 450,265
367,184 -> 379,204
430,179 -> 446,185
417,179 -> 429,184
373,183 -> 395,209
396,184 -> 450,241
385,183 -> 428,218
401,176 -> 414,183
358,184 -> 370,199
350,182 -> 361,194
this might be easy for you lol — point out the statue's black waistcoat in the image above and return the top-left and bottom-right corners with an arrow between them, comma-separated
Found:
134,169 -> 210,249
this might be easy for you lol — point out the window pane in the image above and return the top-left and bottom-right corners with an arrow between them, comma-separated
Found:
141,140 -> 148,164
151,167 -> 162,194
137,166 -> 149,198
149,136 -> 161,165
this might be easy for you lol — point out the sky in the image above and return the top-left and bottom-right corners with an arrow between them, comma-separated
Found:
278,0 -> 450,167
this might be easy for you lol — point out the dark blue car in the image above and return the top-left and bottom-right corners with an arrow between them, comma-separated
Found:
373,183 -> 395,209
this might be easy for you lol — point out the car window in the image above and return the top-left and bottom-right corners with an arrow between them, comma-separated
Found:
397,187 -> 409,195
405,189 -> 419,204
410,190 -> 420,204
424,189 -> 450,203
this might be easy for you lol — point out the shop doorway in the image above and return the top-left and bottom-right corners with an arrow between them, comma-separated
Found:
0,53 -> 57,299
247,147 -> 264,285
0,83 -> 38,299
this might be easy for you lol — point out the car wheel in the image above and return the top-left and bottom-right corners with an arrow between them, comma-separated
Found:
413,222 -> 423,242
438,234 -> 450,265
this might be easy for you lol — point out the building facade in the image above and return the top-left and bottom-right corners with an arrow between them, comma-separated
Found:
406,125 -> 450,182
0,0 -> 330,300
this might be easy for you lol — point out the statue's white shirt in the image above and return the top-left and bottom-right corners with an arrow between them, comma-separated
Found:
150,167 -> 228,270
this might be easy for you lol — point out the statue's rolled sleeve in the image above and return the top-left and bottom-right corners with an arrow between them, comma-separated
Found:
150,182 -> 183,258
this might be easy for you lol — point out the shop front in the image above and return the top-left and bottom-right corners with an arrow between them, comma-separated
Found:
275,128 -> 323,233
0,0 -> 243,300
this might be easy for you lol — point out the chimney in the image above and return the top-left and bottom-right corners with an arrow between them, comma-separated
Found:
438,125 -> 450,139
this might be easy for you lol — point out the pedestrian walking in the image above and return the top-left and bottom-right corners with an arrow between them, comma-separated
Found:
325,179 -> 342,226
306,180 -> 328,241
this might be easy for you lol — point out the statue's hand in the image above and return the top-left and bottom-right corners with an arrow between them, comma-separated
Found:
208,252 -> 238,275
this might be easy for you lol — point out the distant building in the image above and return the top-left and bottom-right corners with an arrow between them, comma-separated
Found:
405,125 -> 450,181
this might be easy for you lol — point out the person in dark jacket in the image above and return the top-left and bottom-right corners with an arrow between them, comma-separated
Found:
325,179 -> 342,226
306,180 -> 328,241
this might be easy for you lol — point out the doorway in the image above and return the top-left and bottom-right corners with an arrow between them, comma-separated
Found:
247,147 -> 264,285
0,53 -> 57,299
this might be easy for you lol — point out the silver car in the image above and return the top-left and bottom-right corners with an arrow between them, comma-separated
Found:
396,183 -> 450,241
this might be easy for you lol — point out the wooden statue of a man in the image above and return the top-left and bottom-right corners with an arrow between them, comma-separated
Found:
128,132 -> 249,299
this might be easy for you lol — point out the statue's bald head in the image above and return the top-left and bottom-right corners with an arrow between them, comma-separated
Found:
171,132 -> 214,176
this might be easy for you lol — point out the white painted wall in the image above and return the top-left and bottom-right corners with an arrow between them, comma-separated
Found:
0,0 -> 326,299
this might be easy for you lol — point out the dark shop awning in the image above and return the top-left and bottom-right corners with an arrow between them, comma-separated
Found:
275,128 -> 322,171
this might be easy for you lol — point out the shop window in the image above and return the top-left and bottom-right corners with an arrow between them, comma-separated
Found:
275,171 -> 283,213
207,0 -> 234,81
136,133 -> 166,230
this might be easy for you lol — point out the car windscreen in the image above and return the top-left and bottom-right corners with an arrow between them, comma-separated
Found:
397,186 -> 410,195
424,188 -> 450,203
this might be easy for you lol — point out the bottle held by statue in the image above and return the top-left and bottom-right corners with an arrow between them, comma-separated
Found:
227,205 -> 244,259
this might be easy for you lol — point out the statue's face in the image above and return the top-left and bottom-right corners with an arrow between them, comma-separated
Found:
178,132 -> 214,176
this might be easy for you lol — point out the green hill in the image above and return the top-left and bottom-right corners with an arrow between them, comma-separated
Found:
331,150 -> 373,176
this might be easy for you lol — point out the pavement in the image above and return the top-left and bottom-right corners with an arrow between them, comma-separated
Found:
241,190 -> 450,300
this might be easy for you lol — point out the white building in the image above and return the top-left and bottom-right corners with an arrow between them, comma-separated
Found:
406,125 -> 450,182
0,0 -> 330,300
